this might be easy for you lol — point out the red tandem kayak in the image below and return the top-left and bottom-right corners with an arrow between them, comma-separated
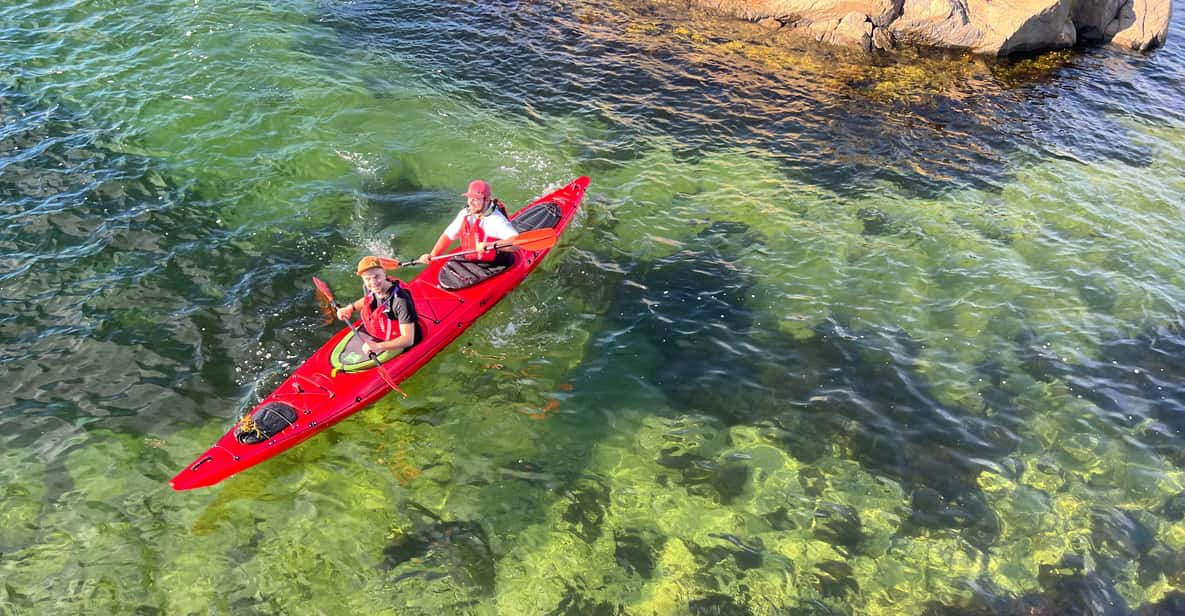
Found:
171,176 -> 589,490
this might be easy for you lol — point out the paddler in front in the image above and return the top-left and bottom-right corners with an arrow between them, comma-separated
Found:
336,256 -> 420,355
417,179 -> 520,289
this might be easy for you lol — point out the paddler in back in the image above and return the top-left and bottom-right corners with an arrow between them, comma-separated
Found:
417,179 -> 520,289
336,256 -> 419,355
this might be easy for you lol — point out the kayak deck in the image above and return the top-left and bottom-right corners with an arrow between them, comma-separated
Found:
171,177 -> 589,490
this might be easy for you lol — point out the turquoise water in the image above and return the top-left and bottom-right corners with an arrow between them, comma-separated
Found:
2,0 -> 1185,613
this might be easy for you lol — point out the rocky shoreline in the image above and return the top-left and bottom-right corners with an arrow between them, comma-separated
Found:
658,0 -> 1171,55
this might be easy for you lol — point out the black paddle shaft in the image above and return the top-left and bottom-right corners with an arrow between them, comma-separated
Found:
329,299 -> 383,363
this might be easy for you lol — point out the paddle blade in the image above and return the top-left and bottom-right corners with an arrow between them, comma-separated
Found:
378,257 -> 401,270
506,228 -> 557,252
312,276 -> 337,307
315,290 -> 336,324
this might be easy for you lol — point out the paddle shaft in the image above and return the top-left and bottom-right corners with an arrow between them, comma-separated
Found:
395,228 -> 557,267
313,276 -> 405,395
394,243 -> 514,268
422,245 -> 509,264
330,301 -> 380,360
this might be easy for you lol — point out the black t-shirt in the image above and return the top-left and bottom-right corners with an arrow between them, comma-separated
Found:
368,281 -> 421,343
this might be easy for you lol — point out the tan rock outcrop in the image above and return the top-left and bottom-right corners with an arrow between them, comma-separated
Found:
1108,0 -> 1172,51
890,0 -> 1077,55
673,0 -> 1171,55
807,11 -> 874,48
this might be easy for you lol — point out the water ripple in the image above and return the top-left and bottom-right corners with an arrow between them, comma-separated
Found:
1,0 -> 1185,613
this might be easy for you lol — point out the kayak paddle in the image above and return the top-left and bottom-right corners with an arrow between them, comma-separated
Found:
312,276 -> 407,397
383,228 -> 558,268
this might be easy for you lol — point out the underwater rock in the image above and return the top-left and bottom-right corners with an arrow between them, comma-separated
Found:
1138,551 -> 1165,587
686,534 -> 780,589
760,416 -> 830,464
800,319 -> 1012,508
609,224 -> 1029,527
961,505 -> 1002,551
1135,591 -> 1185,615
843,417 -> 908,481
798,467 -> 830,498
910,486 -> 946,515
546,582 -> 625,616
688,593 -> 754,616
812,503 -> 863,553
711,462 -> 751,505
788,598 -> 847,615
919,597 -> 1033,614
1035,562 -> 1129,616
709,533 -> 764,570
658,415 -> 730,460
689,542 -> 736,569
903,487 -> 1001,549
903,485 -> 960,534
764,506 -> 799,531
659,448 -> 752,505
918,573 -> 1038,614
920,549 -> 1133,614
1134,547 -> 1185,587
814,560 -> 860,598
381,517 -> 496,595
562,477 -> 611,543
598,222 -> 777,427
1148,549 -> 1185,586
614,529 -> 665,578
1091,508 -> 1157,560
1162,491 -> 1185,522
383,533 -> 433,569
1020,325 -> 1185,470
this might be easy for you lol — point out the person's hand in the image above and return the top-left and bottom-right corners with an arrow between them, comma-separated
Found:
417,253 -> 431,264
336,305 -> 354,321
362,341 -> 380,356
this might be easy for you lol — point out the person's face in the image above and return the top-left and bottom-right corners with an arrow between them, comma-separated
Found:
360,269 -> 388,295
467,194 -> 489,214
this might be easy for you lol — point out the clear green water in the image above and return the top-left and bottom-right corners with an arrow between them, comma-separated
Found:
3,1 -> 1185,614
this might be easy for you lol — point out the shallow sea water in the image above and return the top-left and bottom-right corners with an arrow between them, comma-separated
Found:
2,1 -> 1185,614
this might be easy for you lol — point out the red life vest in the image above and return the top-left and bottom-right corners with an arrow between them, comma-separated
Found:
459,213 -> 497,262
359,279 -> 402,340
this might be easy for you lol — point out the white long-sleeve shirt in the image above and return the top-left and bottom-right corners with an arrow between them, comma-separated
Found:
441,208 -> 518,241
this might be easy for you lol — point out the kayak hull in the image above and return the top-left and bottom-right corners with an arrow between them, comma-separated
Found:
171,177 -> 589,490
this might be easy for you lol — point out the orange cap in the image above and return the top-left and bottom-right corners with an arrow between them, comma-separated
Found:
356,256 -> 385,275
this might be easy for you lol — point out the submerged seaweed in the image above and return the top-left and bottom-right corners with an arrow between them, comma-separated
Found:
3,0 -> 1185,613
